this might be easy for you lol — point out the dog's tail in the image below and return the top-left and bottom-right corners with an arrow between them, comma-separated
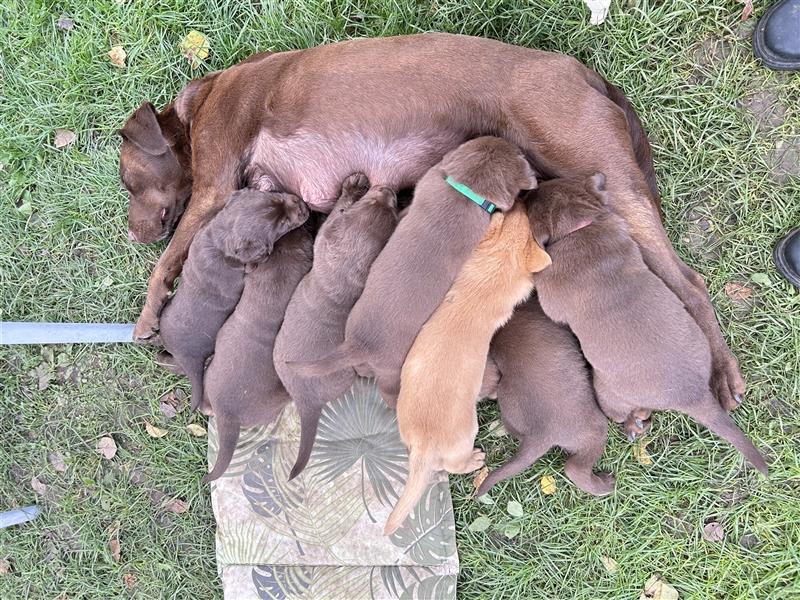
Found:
287,342 -> 362,377
476,438 -> 547,497
289,405 -> 323,480
203,413 -> 241,483
601,78 -> 661,213
384,449 -> 435,536
187,364 -> 205,413
689,401 -> 769,476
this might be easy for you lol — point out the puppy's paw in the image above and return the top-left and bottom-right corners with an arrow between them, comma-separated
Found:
592,472 -> 616,496
623,411 -> 652,441
341,172 -> 370,200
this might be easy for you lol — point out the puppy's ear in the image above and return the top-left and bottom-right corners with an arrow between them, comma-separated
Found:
524,236 -> 552,273
520,159 -> 538,190
174,71 -> 220,125
585,172 -> 610,206
119,102 -> 168,156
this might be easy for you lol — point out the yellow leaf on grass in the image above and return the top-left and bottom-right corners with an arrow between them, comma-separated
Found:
473,466 -> 489,491
186,423 -> 207,437
108,45 -> 126,67
600,555 -> 619,574
540,475 -> 557,495
640,574 -> 679,600
145,420 -> 168,438
180,30 -> 210,69
633,439 -> 653,465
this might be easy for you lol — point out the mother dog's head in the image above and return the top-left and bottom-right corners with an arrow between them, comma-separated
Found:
119,72 -> 218,243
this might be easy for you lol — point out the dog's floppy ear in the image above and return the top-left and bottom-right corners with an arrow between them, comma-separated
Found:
174,71 -> 220,125
585,172 -> 610,206
119,102 -> 168,156
524,235 -> 552,273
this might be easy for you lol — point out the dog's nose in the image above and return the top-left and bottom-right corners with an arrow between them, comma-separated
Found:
127,230 -> 139,242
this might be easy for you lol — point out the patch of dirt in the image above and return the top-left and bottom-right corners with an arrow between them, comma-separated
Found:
766,141 -> 800,184
740,532 -> 760,549
663,514 -> 693,538
680,207 -> 723,264
738,89 -> 789,132
688,36 -> 733,84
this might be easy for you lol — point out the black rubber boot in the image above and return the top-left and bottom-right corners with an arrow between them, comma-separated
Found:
774,228 -> 800,288
753,0 -> 800,70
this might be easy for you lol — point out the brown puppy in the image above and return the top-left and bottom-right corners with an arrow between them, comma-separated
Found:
384,203 -> 550,535
274,175 -> 399,479
293,136 -> 537,406
158,190 -> 308,412
203,226 -> 313,482
528,175 -> 768,475
476,296 -> 614,498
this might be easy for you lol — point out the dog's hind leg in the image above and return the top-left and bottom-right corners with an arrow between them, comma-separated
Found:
563,426 -> 614,496
476,438 -> 553,496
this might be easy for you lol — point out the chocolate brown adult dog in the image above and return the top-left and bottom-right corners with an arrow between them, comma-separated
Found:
120,33 -> 744,414
203,226 -> 313,482
528,175 -> 768,475
292,136 -> 537,406
273,174 -> 399,479
476,296 -> 614,498
158,190 -> 308,412
384,203 -> 550,535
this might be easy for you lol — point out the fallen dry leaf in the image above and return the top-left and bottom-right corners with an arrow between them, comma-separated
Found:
180,30 -> 210,69
108,45 -> 126,68
123,573 -> 137,590
145,420 -> 168,439
57,15 -> 75,30
468,515 -> 491,532
48,451 -> 67,473
741,0 -> 753,21
31,476 -> 49,496
487,419 -> 508,437
507,500 -> 524,518
601,555 -> 619,574
640,574 -> 679,600
54,129 -> 76,149
186,423 -> 206,437
473,466 -> 489,490
109,538 -> 121,563
97,436 -> 118,460
633,438 -> 653,465
540,474 -> 557,495
0,558 -> 12,575
702,521 -> 725,543
165,497 -> 190,514
724,282 -> 753,301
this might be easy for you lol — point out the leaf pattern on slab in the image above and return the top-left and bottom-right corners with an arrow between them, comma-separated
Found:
252,566 -> 371,599
389,482 -> 457,565
252,565 -> 312,600
311,377 -> 407,509
399,574 -> 457,600
373,566 -> 431,599
242,428 -> 363,549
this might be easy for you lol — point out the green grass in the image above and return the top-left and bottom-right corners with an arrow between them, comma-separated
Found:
1,0 -> 799,598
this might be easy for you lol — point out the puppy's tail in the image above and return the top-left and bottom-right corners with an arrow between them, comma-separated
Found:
384,450 -> 435,536
689,401 -> 769,476
289,405 -> 323,480
287,342 -> 362,377
476,438 -> 547,497
188,365 -> 205,413
204,413 -> 241,483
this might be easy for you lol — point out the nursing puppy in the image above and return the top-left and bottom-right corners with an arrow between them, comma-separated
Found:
476,296 -> 614,497
384,203 -> 550,535
294,136 -> 538,406
203,226 -> 313,482
158,190 -> 308,412
528,175 -> 768,475
274,175 -> 399,479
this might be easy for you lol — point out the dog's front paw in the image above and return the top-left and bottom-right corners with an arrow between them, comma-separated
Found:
133,310 -> 160,344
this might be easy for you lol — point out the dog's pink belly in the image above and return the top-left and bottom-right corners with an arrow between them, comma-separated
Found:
248,128 -> 469,212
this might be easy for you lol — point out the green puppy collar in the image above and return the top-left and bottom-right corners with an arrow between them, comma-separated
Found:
445,176 -> 496,214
